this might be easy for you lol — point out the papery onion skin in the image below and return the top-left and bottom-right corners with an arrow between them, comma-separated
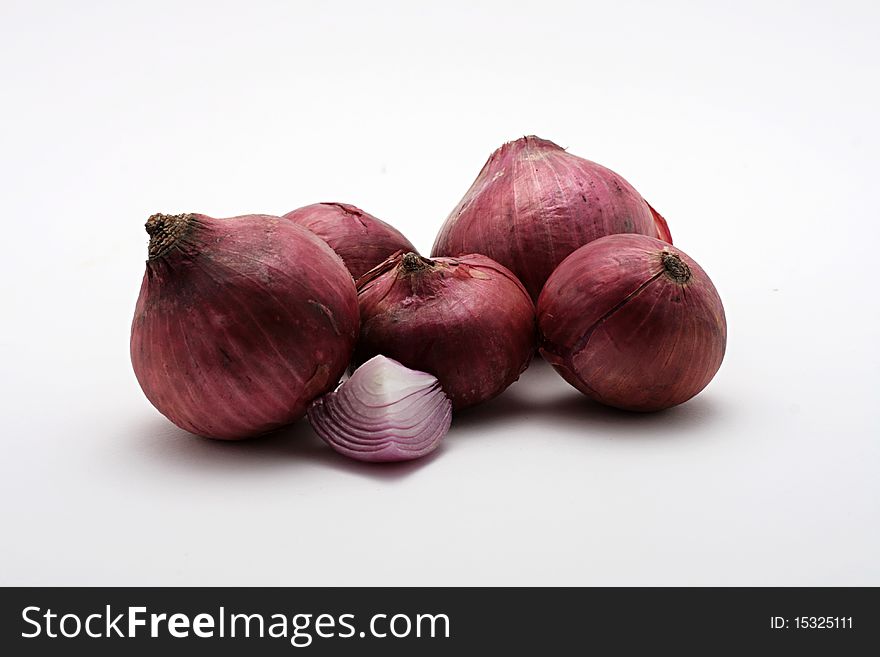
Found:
284,202 -> 417,280
308,355 -> 451,463
130,212 -> 359,440
538,234 -> 726,412
355,252 -> 535,410
432,135 -> 672,301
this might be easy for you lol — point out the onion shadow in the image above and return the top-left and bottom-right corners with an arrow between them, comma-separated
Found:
122,414 -> 441,481
122,358 -> 723,477
449,358 -> 724,442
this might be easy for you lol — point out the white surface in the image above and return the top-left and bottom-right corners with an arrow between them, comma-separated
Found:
1,0 -> 878,586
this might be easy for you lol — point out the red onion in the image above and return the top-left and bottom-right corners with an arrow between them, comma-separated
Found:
538,234 -> 726,411
284,202 -> 417,280
432,135 -> 672,300
308,355 -> 451,463
355,252 -> 535,409
130,212 -> 359,440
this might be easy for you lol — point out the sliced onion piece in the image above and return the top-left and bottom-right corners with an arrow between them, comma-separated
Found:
308,355 -> 452,463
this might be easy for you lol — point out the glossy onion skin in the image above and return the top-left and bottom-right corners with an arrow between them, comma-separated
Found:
131,213 -> 359,439
284,202 -> 417,280
538,234 -> 726,411
355,253 -> 536,410
432,135 -> 672,301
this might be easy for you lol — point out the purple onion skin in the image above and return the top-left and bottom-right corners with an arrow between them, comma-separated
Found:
284,202 -> 417,280
538,234 -> 726,412
432,136 -> 672,301
355,252 -> 536,410
131,213 -> 359,440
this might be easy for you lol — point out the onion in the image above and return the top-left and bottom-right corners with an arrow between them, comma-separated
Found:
130,212 -> 359,440
538,234 -> 726,411
284,202 -> 417,279
432,135 -> 672,301
308,355 -> 451,463
355,252 -> 535,409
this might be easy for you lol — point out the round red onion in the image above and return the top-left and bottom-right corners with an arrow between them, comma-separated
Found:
284,202 -> 417,280
432,135 -> 672,301
355,252 -> 535,410
130,212 -> 359,440
538,234 -> 726,411
308,355 -> 451,463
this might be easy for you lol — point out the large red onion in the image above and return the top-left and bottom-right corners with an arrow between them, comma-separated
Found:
284,202 -> 417,280
355,252 -> 535,409
538,234 -> 726,411
309,355 -> 451,463
432,135 -> 672,300
130,212 -> 359,439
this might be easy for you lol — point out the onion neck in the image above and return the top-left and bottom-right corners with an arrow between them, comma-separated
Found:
661,251 -> 691,284
146,213 -> 194,260
401,252 -> 434,273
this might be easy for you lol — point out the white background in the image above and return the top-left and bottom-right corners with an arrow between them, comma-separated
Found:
1,0 -> 878,586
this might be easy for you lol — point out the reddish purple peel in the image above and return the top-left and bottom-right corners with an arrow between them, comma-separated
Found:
308,356 -> 451,463
538,234 -> 726,412
130,213 -> 359,440
647,202 -> 673,244
355,252 -> 536,410
284,202 -> 417,280
432,135 -> 672,301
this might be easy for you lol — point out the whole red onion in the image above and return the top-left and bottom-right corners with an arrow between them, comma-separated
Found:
538,234 -> 726,411
284,202 -> 417,280
355,252 -> 535,409
130,212 -> 359,439
432,135 -> 672,301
